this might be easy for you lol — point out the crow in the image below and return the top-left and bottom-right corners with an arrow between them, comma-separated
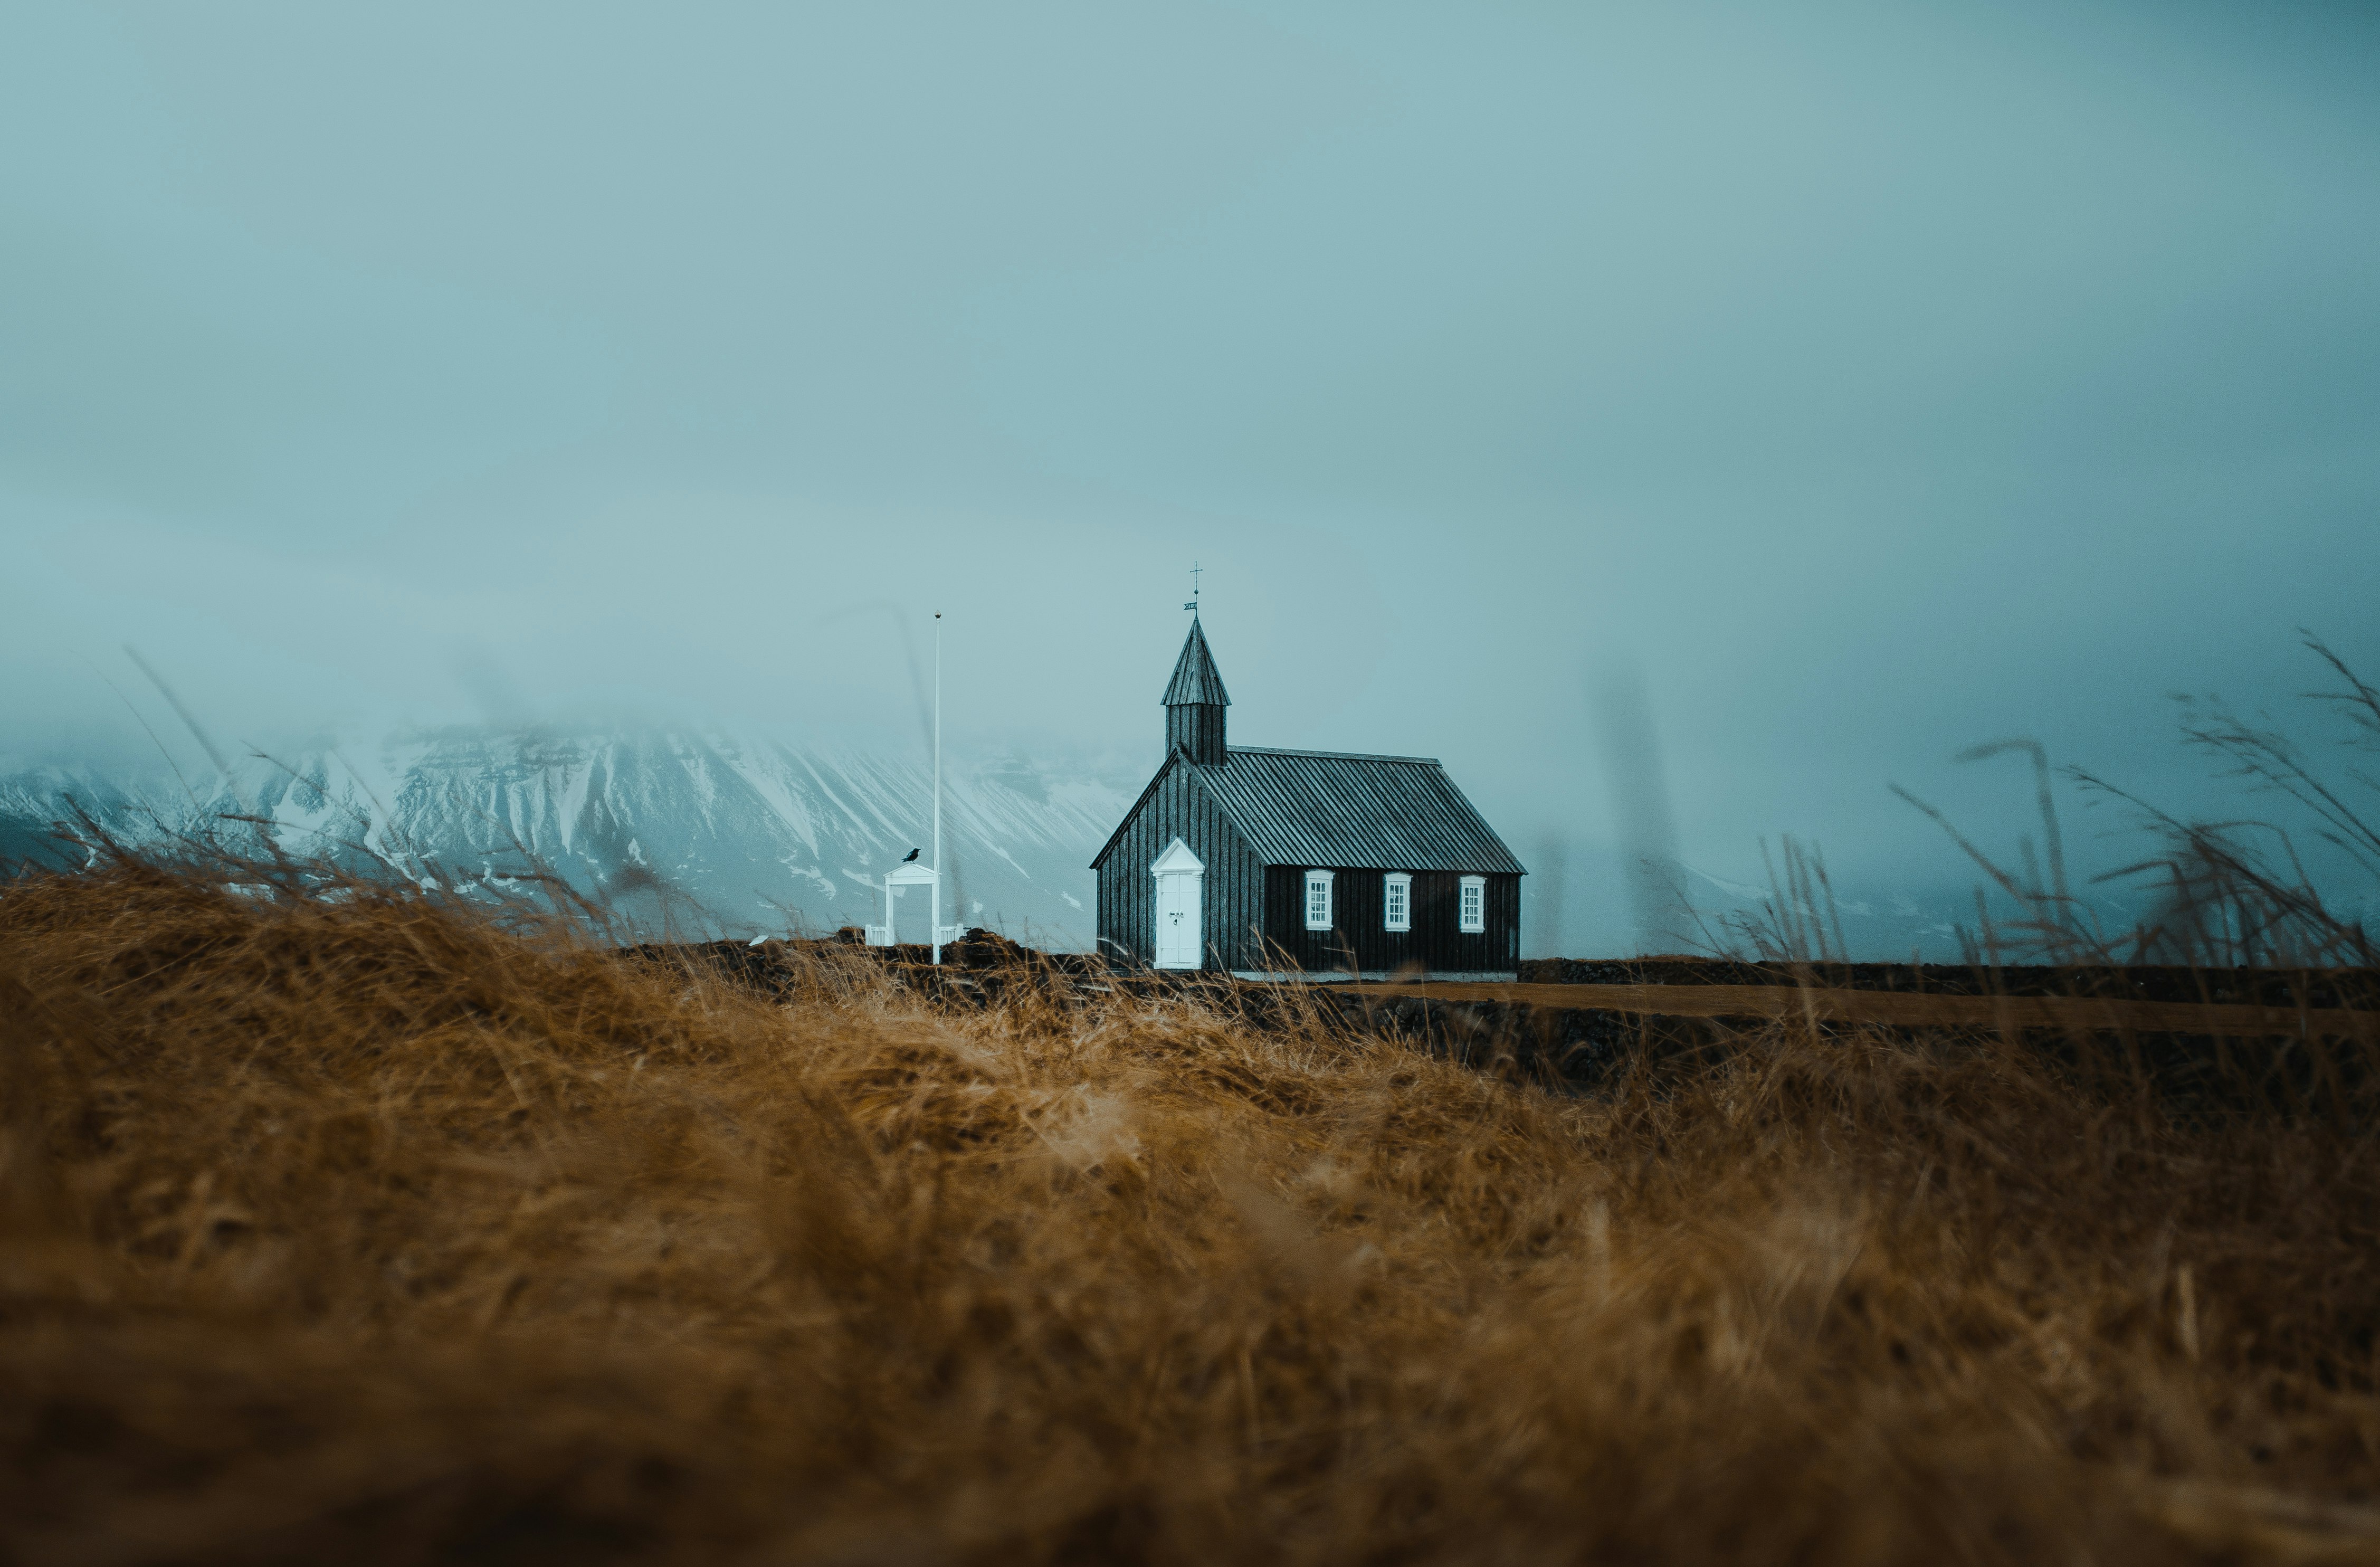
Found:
902,848 -> 920,862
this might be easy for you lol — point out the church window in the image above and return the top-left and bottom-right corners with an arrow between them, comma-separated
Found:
1304,869 -> 1335,930
1459,875 -> 1486,933
1383,872 -> 1412,932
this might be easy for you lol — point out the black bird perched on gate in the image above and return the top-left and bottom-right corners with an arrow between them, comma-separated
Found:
902,848 -> 920,862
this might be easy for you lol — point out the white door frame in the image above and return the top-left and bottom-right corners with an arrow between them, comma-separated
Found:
1150,837 -> 1206,970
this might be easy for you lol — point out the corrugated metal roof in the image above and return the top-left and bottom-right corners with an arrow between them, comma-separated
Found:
1193,746 -> 1525,875
1160,619 -> 1231,707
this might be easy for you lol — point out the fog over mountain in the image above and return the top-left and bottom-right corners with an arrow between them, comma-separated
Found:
3,723 -> 2054,962
7,3 -> 2377,957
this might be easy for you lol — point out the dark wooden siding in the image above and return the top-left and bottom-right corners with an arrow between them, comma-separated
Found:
1093,761 -> 1265,971
1260,867 -> 1520,975
1165,704 -> 1226,766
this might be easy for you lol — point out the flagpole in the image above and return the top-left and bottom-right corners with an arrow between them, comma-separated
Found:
932,612 -> 943,966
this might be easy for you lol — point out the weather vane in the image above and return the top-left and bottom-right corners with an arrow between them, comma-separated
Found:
1184,561 -> 1201,616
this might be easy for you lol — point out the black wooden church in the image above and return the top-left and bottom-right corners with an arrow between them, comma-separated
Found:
1092,618 -> 1525,977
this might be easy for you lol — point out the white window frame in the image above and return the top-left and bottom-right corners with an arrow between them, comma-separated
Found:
1303,869 -> 1335,931
1383,872 -> 1412,933
1458,875 -> 1486,933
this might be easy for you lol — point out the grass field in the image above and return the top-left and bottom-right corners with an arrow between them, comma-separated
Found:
5,861 -> 2379,1564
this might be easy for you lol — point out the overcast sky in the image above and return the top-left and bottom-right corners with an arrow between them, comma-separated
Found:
7,1 -> 2378,933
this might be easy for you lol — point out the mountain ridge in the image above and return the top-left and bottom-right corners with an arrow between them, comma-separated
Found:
0,727 -> 1134,948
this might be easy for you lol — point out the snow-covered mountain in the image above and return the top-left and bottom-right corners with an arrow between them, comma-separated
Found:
5,730 -> 2151,963
0,729 -> 1137,948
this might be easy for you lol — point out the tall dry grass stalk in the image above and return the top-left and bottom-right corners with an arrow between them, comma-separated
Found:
4,860 -> 2378,1564
1888,635 -> 2380,972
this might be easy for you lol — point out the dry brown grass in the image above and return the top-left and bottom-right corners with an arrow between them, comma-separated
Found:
5,862 -> 2379,1565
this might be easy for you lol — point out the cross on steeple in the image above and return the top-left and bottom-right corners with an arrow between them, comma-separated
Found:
1184,561 -> 1201,615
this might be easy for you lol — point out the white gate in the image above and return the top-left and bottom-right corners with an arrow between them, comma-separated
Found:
869,861 -> 956,947
1150,837 -> 1205,970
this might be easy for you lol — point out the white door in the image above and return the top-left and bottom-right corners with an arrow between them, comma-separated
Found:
1150,838 -> 1206,969
1155,873 -> 1203,967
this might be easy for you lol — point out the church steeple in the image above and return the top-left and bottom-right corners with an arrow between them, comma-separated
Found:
1163,616 -> 1230,765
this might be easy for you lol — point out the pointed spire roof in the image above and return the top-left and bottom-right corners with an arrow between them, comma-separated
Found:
1162,617 -> 1231,707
